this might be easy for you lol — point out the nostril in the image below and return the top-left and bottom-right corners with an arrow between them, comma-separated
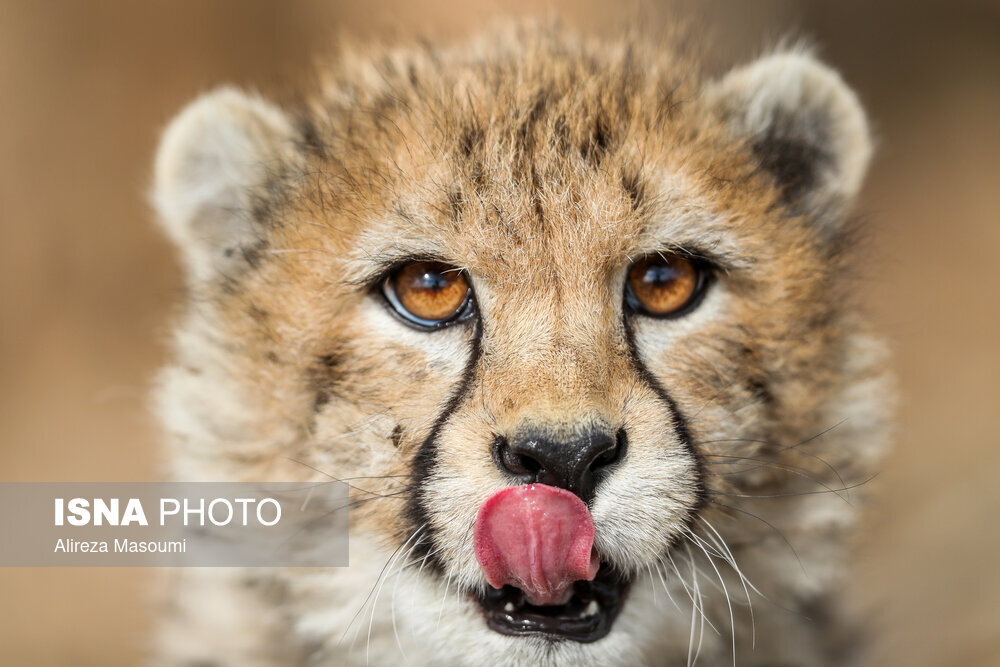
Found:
516,453 -> 541,475
591,428 -> 627,472
493,436 -> 540,479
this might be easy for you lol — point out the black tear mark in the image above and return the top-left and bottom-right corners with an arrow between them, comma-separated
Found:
621,315 -> 707,514
406,321 -> 483,570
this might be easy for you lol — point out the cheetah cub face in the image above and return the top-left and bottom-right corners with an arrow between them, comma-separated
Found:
154,28 -> 889,666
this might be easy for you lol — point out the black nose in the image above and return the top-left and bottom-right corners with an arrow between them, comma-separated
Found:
493,428 -> 626,501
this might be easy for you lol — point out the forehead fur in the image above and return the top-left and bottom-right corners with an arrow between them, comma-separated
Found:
281,25 -> 794,287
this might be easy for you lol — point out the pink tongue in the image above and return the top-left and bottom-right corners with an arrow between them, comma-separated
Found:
474,484 -> 599,606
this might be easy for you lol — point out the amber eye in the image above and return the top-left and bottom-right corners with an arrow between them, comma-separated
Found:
624,253 -> 705,318
382,261 -> 473,328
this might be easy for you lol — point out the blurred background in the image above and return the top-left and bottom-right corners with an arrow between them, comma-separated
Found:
1,1 -> 997,664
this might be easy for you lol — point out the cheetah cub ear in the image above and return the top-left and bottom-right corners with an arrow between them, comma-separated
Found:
706,51 -> 872,233
153,88 -> 301,282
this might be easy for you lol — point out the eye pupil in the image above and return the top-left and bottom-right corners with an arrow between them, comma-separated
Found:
383,261 -> 472,328
642,264 -> 679,286
416,270 -> 449,291
626,253 -> 704,317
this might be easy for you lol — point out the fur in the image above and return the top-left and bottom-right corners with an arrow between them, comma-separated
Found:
151,23 -> 890,666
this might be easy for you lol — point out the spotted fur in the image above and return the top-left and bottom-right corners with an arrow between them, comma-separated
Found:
152,23 -> 890,666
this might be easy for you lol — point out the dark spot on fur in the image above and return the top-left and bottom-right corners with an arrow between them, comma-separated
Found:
242,245 -> 262,268
514,92 -> 549,164
390,425 -> 403,448
264,350 -> 279,364
296,114 -> 327,158
456,123 -> 486,190
318,353 -> 340,369
250,197 -> 272,223
222,239 -> 268,270
218,275 -> 240,296
735,343 -> 775,405
309,352 -> 345,413
313,389 -> 331,411
529,163 -> 544,222
249,172 -> 296,226
551,115 -> 570,153
457,122 -> 483,158
746,376 -> 775,406
446,186 -> 464,221
621,167 -> 645,211
753,112 -> 832,205
656,83 -> 684,122
248,305 -> 269,323
581,113 -> 611,165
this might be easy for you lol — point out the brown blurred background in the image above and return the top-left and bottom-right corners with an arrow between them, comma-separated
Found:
1,1 -> 998,664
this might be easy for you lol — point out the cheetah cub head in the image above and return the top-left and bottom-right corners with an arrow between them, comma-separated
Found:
154,28 -> 888,666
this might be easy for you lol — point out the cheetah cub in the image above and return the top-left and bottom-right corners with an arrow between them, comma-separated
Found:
152,24 -> 890,667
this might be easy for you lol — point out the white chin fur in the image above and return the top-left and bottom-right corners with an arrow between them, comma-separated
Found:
287,534 -> 735,667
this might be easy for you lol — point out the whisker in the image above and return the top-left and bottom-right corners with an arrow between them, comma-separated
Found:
695,420 -> 849,491
284,457 -> 412,498
646,563 -> 658,606
390,530 -> 425,664
692,519 -> 758,652
342,537 -> 408,647
700,454 -> 851,502
436,570 -> 453,632
367,527 -> 423,664
704,473 -> 877,501
686,544 -> 707,667
668,549 -> 719,635
708,501 -> 807,576
686,531 -> 735,666
654,557 -> 682,612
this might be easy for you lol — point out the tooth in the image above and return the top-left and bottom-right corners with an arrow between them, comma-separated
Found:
582,600 -> 599,617
504,602 -> 515,612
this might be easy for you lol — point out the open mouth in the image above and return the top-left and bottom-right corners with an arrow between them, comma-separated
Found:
476,562 -> 630,642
